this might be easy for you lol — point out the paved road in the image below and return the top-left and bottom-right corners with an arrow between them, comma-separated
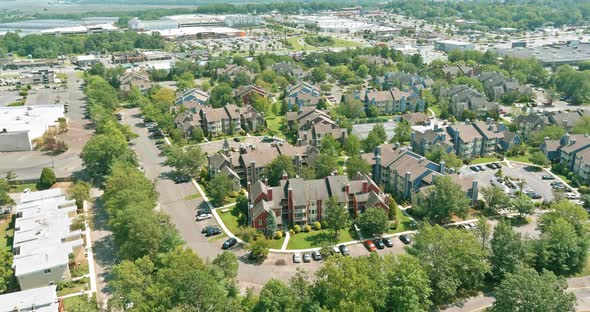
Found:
124,108 -> 322,294
0,68 -> 91,180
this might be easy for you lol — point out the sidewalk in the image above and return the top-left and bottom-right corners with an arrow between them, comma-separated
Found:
83,200 -> 97,299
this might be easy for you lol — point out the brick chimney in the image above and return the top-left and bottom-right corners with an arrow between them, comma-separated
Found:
362,180 -> 368,193
267,187 -> 273,201
345,183 -> 350,195
282,171 -> 289,180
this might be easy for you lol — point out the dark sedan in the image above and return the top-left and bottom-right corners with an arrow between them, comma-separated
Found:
399,234 -> 412,245
222,237 -> 238,249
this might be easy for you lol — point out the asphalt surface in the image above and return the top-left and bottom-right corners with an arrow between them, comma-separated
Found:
0,68 -> 91,180
124,108 -> 324,294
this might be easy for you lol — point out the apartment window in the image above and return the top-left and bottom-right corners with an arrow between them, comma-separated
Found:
311,210 -> 316,215
258,220 -> 262,226
44,269 -> 51,274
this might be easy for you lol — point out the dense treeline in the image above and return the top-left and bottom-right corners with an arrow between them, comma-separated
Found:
0,31 -> 165,58
387,0 -> 590,30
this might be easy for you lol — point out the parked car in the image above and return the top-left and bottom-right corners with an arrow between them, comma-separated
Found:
469,166 -> 479,172
383,237 -> 394,247
542,175 -> 555,180
233,137 -> 241,142
486,163 -> 496,169
205,227 -> 221,237
174,175 -> 191,184
364,240 -> 377,252
566,192 -> 581,200
201,225 -> 214,234
303,253 -> 312,263
222,237 -> 238,249
493,162 -> 502,169
196,213 -> 212,221
23,188 -> 31,193
293,253 -> 302,263
338,244 -> 350,256
374,239 -> 385,249
399,234 -> 412,245
311,250 -> 322,261
476,165 -> 486,171
524,190 -> 542,199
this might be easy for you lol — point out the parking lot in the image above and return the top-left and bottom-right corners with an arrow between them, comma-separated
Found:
459,161 -> 558,202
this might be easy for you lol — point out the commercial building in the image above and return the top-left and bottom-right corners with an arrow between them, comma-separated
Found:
0,105 -> 65,152
434,40 -> 475,52
128,18 -> 178,31
39,23 -> 118,36
73,55 -> 99,67
492,41 -> 590,66
151,27 -> 245,40
19,69 -> 56,85
12,189 -> 84,290
224,15 -> 263,28
0,286 -> 60,312
164,14 -> 225,28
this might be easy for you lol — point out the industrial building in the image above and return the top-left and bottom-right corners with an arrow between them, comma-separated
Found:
492,41 -> 590,66
224,15 -> 263,28
151,27 -> 245,40
0,105 -> 65,152
39,23 -> 118,36
128,17 -> 178,31
12,188 -> 84,290
0,286 -> 60,312
434,40 -> 475,52
164,14 -> 226,28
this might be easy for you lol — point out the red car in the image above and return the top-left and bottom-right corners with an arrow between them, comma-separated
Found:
364,240 -> 377,252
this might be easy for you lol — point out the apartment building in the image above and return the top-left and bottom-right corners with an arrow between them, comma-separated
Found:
286,82 -> 322,109
249,173 -> 389,228
0,285 -> 60,312
12,189 -> 84,290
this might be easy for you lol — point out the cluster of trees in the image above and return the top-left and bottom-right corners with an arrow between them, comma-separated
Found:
0,31 -> 165,59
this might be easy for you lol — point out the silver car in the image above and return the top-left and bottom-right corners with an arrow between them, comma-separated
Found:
293,253 -> 302,263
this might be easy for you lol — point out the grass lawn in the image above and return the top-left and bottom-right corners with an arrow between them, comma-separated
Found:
429,105 -> 442,117
287,228 -> 357,250
0,215 -> 14,252
333,38 -> 362,47
471,157 -> 502,165
554,172 -> 573,185
184,193 -> 202,200
10,182 -> 38,193
70,260 -> 89,279
7,101 -> 24,107
507,154 -> 532,163
63,296 -> 90,310
389,207 -> 415,233
57,277 -> 89,296
266,116 -> 284,133
218,206 -> 241,235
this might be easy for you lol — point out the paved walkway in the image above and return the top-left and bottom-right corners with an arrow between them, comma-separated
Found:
83,200 -> 97,298
280,231 -> 290,251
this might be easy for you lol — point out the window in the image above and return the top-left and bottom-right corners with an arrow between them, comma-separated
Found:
44,269 -> 51,274
258,220 -> 262,226
311,210 -> 316,215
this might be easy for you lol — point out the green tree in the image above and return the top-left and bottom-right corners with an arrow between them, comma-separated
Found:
207,174 -> 233,207
64,297 -> 99,312
164,145 -> 205,178
386,254 -> 432,311
490,220 -> 527,281
38,167 -> 56,190
343,135 -> 362,157
248,239 -> 270,263
320,134 -> 341,157
315,154 -> 338,178
236,192 -> 249,224
346,156 -> 371,178
408,225 -> 490,306
212,251 -> 239,288
426,146 -> 462,171
358,207 -> 388,238
255,279 -> 296,312
537,217 -> 588,275
80,133 -> 135,177
325,196 -> 349,239
175,72 -> 195,91
473,215 -> 491,249
67,181 -> 91,210
393,119 -> 411,143
491,267 -> 575,312
311,67 -> 327,83
265,211 -> 277,237
480,185 -> 510,213
191,127 -> 205,143
0,248 -> 13,294
0,178 -> 14,207
265,155 -> 296,186
511,193 -> 534,217
209,82 -> 234,108
416,175 -> 470,224
529,151 -> 550,167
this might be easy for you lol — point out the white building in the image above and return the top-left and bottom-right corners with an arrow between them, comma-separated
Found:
434,40 -> 475,52
12,189 -> 84,290
224,15 -> 263,28
39,23 -> 118,36
128,18 -> 178,31
73,54 -> 99,66
0,286 -> 59,312
0,105 -> 65,152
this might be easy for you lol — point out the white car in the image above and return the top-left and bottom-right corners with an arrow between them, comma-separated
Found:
566,192 -> 581,200
195,213 -> 212,221
293,253 -> 302,263
23,188 -> 30,193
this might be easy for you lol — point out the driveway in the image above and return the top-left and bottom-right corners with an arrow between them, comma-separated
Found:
124,108 -> 322,294
0,68 -> 91,180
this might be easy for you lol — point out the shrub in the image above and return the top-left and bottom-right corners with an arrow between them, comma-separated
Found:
275,231 -> 283,239
275,259 -> 286,266
294,224 -> 301,233
321,220 -> 328,229
228,191 -> 238,198
38,167 -> 56,190
579,185 -> 589,194
304,225 -> 312,232
289,229 -> 295,236
314,221 -> 322,230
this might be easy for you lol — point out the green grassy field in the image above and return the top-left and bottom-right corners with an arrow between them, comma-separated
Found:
266,116 -> 284,133
507,154 -> 532,164
471,157 -> 502,165
0,215 -> 14,252
390,207 -> 415,234
287,228 -> 356,250
184,193 -> 202,200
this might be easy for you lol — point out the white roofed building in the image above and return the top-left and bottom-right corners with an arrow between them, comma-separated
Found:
0,286 -> 59,312
12,189 -> 84,290
0,105 -> 65,152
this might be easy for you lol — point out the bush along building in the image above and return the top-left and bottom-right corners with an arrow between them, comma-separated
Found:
248,172 -> 390,229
